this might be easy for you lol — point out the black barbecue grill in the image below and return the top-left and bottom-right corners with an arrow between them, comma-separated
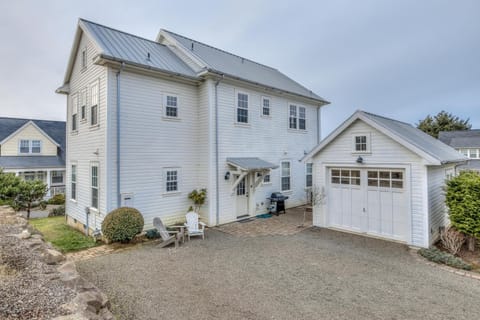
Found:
267,192 -> 289,215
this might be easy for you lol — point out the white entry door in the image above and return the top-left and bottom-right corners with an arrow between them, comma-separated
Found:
235,176 -> 249,218
328,168 -> 408,242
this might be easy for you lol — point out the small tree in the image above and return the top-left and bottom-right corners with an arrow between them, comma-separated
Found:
445,171 -> 480,251
417,110 -> 471,138
0,169 -> 22,204
188,188 -> 207,212
15,180 -> 48,219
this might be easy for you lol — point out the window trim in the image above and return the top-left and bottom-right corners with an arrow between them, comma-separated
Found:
80,88 -> 87,122
288,104 -> 307,131
305,163 -> 313,188
163,94 -> 180,119
31,140 -> 41,154
81,47 -> 87,70
352,133 -> 371,154
281,160 -> 292,192
163,167 -> 181,194
235,91 -> 249,124
90,163 -> 99,210
18,139 -> 42,155
71,93 -> 78,132
261,96 -> 271,118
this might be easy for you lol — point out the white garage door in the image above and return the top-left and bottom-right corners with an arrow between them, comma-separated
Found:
328,168 -> 409,242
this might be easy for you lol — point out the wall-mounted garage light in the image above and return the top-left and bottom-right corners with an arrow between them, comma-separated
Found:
224,171 -> 230,180
356,156 -> 364,164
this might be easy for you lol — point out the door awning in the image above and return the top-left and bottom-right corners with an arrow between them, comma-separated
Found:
226,157 -> 278,171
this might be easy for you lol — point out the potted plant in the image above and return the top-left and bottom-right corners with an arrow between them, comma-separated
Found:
188,188 -> 207,213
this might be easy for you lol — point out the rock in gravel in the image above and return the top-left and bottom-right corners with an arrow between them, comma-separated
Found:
18,229 -> 31,239
43,248 -> 66,265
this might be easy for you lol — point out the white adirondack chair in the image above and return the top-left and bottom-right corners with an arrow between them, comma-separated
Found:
153,217 -> 184,248
184,211 -> 206,240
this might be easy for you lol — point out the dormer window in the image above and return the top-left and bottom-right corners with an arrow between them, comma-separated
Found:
353,134 -> 370,153
19,140 -> 41,154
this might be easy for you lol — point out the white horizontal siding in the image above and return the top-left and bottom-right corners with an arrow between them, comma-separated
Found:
312,120 -> 429,247
65,32 -> 108,232
427,164 -> 453,245
215,80 -> 320,224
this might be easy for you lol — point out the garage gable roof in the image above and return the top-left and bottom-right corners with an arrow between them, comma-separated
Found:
303,110 -> 468,165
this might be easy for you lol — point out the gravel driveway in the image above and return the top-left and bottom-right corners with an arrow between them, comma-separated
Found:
77,228 -> 480,320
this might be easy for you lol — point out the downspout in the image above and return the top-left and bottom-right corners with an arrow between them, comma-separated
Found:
214,75 -> 223,225
116,62 -> 125,208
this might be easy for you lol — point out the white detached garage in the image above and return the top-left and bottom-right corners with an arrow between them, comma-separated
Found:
304,110 -> 467,248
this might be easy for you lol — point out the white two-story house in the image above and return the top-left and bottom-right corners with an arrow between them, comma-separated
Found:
56,19 -> 329,233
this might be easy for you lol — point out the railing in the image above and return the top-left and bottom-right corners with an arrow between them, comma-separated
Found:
50,185 -> 66,196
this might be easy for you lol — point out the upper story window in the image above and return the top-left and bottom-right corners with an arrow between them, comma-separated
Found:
289,105 -> 307,131
262,97 -> 270,116
289,105 -> 297,129
90,82 -> 99,126
81,47 -> 87,69
19,140 -> 41,154
165,168 -> 179,192
237,92 -> 249,123
80,88 -> 87,121
281,161 -> 291,192
165,95 -> 178,118
306,163 -> 313,188
71,165 -> 77,201
71,94 -> 78,131
353,134 -> 370,153
458,148 -> 480,159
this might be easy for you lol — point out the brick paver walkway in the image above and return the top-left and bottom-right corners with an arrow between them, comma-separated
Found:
215,206 -> 312,237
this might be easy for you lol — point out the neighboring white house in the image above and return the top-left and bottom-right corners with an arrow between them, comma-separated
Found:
56,19 -> 329,234
303,110 -> 467,248
0,117 -> 66,198
438,129 -> 480,172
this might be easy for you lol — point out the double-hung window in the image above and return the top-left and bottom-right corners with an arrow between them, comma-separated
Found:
281,161 -> 291,192
81,47 -> 87,69
91,164 -> 98,209
289,105 -> 297,129
72,94 -> 78,131
306,163 -> 313,188
31,140 -> 41,153
165,169 -> 179,192
299,107 -> 306,130
71,165 -> 77,200
165,95 -> 178,118
262,97 -> 270,116
237,92 -> 248,123
90,82 -> 99,126
80,88 -> 87,121
19,140 -> 30,153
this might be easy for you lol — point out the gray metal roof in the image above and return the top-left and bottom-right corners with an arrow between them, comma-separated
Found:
0,156 -> 65,169
361,111 -> 467,164
227,157 -> 279,171
80,19 -> 197,78
162,29 -> 328,103
0,117 -> 65,152
438,130 -> 480,148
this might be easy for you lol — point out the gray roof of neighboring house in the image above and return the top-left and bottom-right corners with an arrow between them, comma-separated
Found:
438,130 -> 480,148
0,117 -> 66,151
361,111 -> 467,164
227,157 -> 279,171
458,159 -> 480,171
162,29 -> 328,103
80,19 -> 197,78
0,156 -> 65,169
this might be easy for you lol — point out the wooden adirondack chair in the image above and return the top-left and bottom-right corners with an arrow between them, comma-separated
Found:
185,211 -> 206,240
153,217 -> 184,248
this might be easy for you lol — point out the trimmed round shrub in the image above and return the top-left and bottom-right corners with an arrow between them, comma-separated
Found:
101,207 -> 144,243
48,193 -> 65,205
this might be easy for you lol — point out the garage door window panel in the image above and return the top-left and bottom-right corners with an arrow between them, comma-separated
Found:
332,169 -> 360,186
367,170 -> 404,189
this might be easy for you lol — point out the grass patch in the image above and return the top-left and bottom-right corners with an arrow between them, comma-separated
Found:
30,216 -> 99,253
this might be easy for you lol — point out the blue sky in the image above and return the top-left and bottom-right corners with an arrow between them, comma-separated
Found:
0,0 -> 479,136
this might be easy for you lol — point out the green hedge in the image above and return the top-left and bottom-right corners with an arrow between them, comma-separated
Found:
101,207 -> 144,243
419,248 -> 472,270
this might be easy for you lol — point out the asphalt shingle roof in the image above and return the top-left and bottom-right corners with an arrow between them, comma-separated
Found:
0,156 -> 65,169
